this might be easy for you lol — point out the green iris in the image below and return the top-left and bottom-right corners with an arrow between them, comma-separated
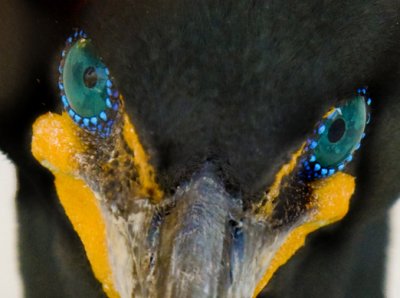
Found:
63,39 -> 108,118
313,95 -> 367,168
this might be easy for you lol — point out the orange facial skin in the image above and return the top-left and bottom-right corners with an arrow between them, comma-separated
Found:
253,150 -> 355,297
32,112 -> 120,298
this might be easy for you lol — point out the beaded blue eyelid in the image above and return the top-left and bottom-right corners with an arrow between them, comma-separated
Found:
300,87 -> 372,180
58,29 -> 121,138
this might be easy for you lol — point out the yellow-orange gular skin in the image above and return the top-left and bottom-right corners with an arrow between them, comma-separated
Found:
253,150 -> 355,297
32,112 -> 120,297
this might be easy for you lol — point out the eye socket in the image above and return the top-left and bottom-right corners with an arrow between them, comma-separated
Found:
301,88 -> 372,179
58,30 -> 120,137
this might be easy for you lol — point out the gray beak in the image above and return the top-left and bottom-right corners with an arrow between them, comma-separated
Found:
100,165 -> 286,298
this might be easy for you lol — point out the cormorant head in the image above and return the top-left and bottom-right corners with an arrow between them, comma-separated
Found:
27,0 -> 400,297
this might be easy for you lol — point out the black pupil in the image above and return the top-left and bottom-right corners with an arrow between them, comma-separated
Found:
328,118 -> 346,143
83,66 -> 98,88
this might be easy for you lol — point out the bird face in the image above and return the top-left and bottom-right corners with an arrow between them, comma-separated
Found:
31,88 -> 358,298
32,35 -> 367,298
27,0 -> 399,297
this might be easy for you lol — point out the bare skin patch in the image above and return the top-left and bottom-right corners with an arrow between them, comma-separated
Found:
253,169 -> 355,297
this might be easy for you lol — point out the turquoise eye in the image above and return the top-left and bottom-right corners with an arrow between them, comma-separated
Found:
58,30 -> 120,137
301,88 -> 372,179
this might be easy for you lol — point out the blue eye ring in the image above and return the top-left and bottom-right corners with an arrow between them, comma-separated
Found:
58,29 -> 121,138
300,87 -> 372,180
